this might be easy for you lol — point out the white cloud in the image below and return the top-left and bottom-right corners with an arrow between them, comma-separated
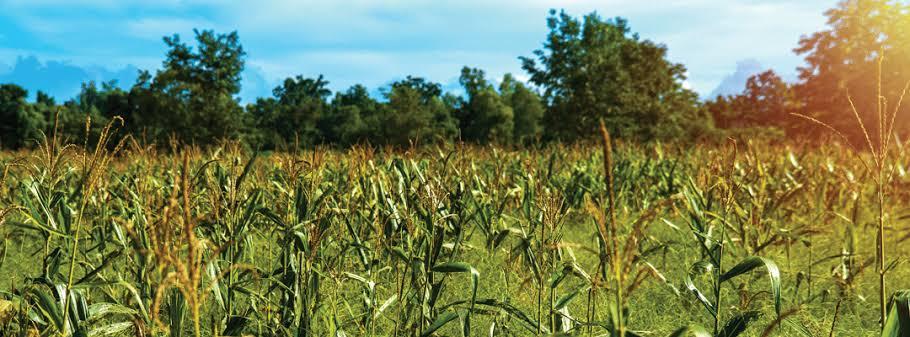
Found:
0,0 -> 839,97
126,17 -> 217,40
209,0 -> 835,95
3,0 -> 122,8
615,1 -> 834,94
249,49 -> 520,91
1,0 -> 188,10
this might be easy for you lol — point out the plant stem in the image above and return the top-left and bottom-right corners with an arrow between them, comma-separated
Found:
878,181 -> 886,330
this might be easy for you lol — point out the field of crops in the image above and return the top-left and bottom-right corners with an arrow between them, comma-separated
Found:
1,127 -> 909,336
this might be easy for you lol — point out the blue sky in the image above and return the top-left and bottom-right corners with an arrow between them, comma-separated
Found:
0,0 -> 836,103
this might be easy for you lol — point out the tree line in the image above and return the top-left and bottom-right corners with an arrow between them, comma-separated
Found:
706,0 -> 909,145
1,1 -> 907,150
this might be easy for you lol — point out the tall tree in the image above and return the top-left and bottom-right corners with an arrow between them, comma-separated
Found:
521,10 -> 698,141
322,84 -> 378,146
251,75 -> 331,148
390,76 -> 443,104
0,84 -> 45,148
34,91 -> 56,130
707,70 -> 794,130
793,0 -> 910,141
382,86 -> 434,146
55,81 -> 114,144
500,74 -> 544,144
36,91 -> 55,106
741,70 -> 794,129
456,67 -> 513,144
380,77 -> 457,146
132,29 -> 246,144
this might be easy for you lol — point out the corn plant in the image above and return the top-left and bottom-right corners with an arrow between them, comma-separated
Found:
679,141 -> 783,337
2,112 -> 910,336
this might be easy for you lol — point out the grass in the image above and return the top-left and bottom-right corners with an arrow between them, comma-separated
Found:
1,132 -> 910,336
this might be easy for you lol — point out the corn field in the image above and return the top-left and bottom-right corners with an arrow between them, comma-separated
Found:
2,124 -> 910,336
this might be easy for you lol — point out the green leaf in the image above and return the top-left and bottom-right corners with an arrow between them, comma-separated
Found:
471,298 -> 547,334
206,261 -> 226,311
430,262 -> 473,273
431,262 -> 479,336
30,287 -> 65,332
549,266 -> 568,288
420,312 -> 459,337
684,260 -> 716,318
343,272 -> 369,285
76,251 -> 122,285
555,285 -> 589,310
373,295 -> 398,319
883,290 -> 910,337
168,290 -> 186,337
257,207 -> 287,228
235,152 -> 259,190
115,281 -> 150,324
89,322 -> 133,336
782,319 -> 814,337
720,256 -> 781,317
87,303 -> 137,321
717,311 -> 761,337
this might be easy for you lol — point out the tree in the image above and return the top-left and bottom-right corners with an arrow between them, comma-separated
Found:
0,84 -> 45,148
521,10 -> 698,141
705,95 -> 736,130
456,67 -> 513,144
383,86 -> 434,146
132,29 -> 246,145
246,97 -> 279,148
273,74 -> 331,145
380,77 -> 457,146
500,74 -> 544,144
390,76 -> 443,104
36,91 -> 55,106
322,84 -> 378,146
251,75 -> 331,149
741,70 -> 794,129
793,0 -> 910,141
55,81 -> 114,144
707,70 -> 794,131
33,91 -> 56,130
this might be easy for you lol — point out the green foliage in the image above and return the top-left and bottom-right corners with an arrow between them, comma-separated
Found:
251,75 -> 331,148
2,3 -> 904,150
793,0 -> 910,140
56,81 -> 120,144
456,67 -> 514,144
322,84 -> 377,146
130,29 -> 246,144
0,136 -> 906,336
500,73 -> 544,144
0,84 -> 46,149
521,10 -> 699,141
375,77 -> 457,146
706,70 -> 794,136
883,290 -> 910,337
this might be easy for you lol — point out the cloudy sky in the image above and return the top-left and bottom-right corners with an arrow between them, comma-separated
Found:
0,0 -> 837,103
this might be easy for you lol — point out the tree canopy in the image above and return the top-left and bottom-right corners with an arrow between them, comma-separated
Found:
520,10 -> 699,141
702,0 -> 910,143
793,0 -> 909,141
0,4 -> 903,150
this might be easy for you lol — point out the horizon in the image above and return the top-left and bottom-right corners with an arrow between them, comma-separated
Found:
0,0 -> 836,103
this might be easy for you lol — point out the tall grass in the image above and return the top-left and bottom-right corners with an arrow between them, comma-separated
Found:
1,114 -> 910,336
794,50 -> 910,331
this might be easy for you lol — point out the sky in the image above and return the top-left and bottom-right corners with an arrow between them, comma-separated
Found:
0,0 -> 838,103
